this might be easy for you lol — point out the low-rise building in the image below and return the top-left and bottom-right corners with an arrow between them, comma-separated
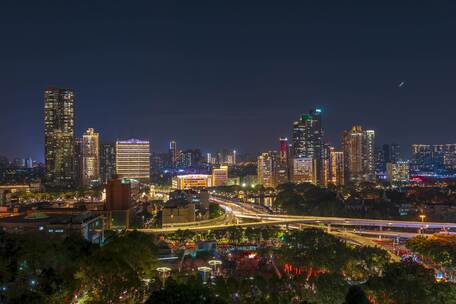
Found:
172,174 -> 212,190
0,210 -> 103,243
161,198 -> 195,226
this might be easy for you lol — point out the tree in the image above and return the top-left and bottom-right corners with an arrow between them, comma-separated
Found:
146,278 -> 227,304
76,231 -> 158,303
281,229 -> 350,277
345,285 -> 370,304
367,261 -> 440,304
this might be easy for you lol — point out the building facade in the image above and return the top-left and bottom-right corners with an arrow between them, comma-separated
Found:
386,161 -> 410,183
292,157 -> 316,184
115,139 -> 150,182
172,174 -> 212,190
257,152 -> 275,188
292,108 -> 323,184
82,128 -> 100,187
411,144 -> 456,173
100,143 -> 116,183
342,126 -> 375,183
169,140 -> 178,168
322,146 -> 344,187
44,87 -> 75,188
212,165 -> 229,186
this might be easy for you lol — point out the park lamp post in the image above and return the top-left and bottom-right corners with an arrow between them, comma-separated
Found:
419,214 -> 426,234
197,266 -> 212,283
156,267 -> 172,288
208,259 -> 222,276
419,214 -> 426,223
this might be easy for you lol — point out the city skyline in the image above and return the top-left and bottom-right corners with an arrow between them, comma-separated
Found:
2,2 -> 456,160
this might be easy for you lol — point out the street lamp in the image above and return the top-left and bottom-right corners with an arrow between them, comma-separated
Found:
419,214 -> 426,234
198,266 -> 212,283
156,267 -> 171,288
419,214 -> 426,223
208,259 -> 222,276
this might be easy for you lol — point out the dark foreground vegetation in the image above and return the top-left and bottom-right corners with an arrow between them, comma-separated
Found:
0,228 -> 455,303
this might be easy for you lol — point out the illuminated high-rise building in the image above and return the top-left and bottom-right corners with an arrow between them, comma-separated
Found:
169,140 -> 178,168
178,149 -> 202,168
44,87 -> 75,188
292,157 -> 316,184
116,139 -> 150,182
279,137 -> 288,162
325,147 -> 344,186
386,161 -> 410,183
257,152 -> 275,188
411,144 -> 456,173
212,165 -> 229,186
364,130 -> 376,180
74,138 -> 83,187
100,143 -> 116,183
275,138 -> 289,186
342,126 -> 375,183
292,108 -> 323,184
82,128 -> 100,187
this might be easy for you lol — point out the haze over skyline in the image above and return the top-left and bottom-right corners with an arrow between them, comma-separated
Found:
2,1 -> 456,161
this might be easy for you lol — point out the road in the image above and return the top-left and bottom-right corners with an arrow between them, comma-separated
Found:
135,196 -> 455,241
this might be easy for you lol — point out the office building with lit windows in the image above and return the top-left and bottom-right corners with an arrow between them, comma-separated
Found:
257,152 -> 275,188
411,144 -> 456,173
82,128 -> 100,187
292,108 -> 323,184
342,126 -> 375,183
172,174 -> 212,190
386,161 -> 410,183
44,87 -> 75,188
169,140 -> 178,168
212,165 -> 229,186
329,150 -> 344,186
115,139 -> 150,182
292,157 -> 316,184
100,143 -> 116,183
275,138 -> 289,186
322,145 -> 344,187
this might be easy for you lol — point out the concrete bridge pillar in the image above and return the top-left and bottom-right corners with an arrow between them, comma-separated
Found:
327,224 -> 331,233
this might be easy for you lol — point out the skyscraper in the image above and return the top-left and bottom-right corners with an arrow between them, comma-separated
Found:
276,137 -> 289,186
386,161 -> 410,183
178,149 -> 203,168
169,140 -> 178,168
44,87 -> 75,188
330,150 -> 345,186
74,138 -> 83,187
292,157 -> 316,184
257,152 -> 275,188
292,108 -> 323,184
364,130 -> 376,180
100,143 -> 116,183
411,144 -> 456,173
342,125 -> 375,183
82,128 -> 100,187
390,143 -> 401,163
116,139 -> 150,182
322,145 -> 344,187
279,137 -> 288,162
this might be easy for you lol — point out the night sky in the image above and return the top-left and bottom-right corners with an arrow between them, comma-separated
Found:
2,1 -> 456,161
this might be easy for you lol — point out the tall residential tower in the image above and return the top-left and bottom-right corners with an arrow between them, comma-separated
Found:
44,87 -> 75,188
292,108 -> 323,184
81,128 -> 100,187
